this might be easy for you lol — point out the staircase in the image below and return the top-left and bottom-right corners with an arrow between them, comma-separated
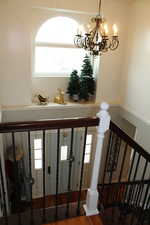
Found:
43,216 -> 103,225
0,103 -> 149,225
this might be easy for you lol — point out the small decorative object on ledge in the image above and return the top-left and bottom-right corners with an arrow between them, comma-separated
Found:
32,93 -> 49,105
54,88 -> 66,105
67,70 -> 80,102
79,55 -> 95,101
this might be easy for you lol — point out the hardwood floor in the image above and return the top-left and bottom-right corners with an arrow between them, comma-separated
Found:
43,215 -> 103,225
32,191 -> 87,209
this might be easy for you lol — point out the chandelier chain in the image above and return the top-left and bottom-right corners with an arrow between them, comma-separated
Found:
98,0 -> 102,15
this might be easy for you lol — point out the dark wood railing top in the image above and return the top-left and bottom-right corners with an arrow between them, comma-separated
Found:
110,120 -> 150,162
0,117 -> 99,133
99,179 -> 150,187
0,117 -> 149,161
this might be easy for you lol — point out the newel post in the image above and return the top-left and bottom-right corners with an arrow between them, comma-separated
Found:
84,102 -> 110,216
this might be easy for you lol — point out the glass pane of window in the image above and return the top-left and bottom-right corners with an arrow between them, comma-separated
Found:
34,47 -> 86,75
35,159 -> 42,169
36,17 -> 78,44
86,134 -> 92,145
61,146 -> 68,161
84,154 -> 90,164
34,150 -> 42,160
34,139 -> 42,149
85,145 -> 91,154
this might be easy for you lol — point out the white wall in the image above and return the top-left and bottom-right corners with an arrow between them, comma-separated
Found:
121,0 -> 150,122
0,0 -> 129,106
96,0 -> 129,105
0,1 -> 32,106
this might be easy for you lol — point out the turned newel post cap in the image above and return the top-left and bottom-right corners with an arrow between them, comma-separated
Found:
97,102 -> 110,133
100,102 -> 109,111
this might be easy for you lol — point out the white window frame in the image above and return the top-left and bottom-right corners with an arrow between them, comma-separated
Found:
33,16 -> 86,78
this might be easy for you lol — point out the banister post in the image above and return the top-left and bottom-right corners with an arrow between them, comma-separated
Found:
83,102 -> 110,216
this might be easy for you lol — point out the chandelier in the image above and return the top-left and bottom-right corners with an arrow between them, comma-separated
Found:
74,0 -> 119,56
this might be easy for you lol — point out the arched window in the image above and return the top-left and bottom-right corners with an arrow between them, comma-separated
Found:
34,16 -> 86,77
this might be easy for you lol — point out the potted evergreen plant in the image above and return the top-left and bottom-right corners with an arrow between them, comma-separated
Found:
67,70 -> 80,102
79,54 -> 96,101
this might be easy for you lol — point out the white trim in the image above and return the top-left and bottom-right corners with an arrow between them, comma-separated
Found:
35,42 -> 76,48
83,204 -> 99,216
33,72 -> 71,78
32,7 -> 97,17
122,106 -> 150,125
1,102 -> 99,112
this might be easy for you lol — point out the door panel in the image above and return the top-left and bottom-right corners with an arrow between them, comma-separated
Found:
31,127 -> 97,198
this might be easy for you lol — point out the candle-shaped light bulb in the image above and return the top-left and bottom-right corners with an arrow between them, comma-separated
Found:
103,23 -> 109,36
78,25 -> 84,35
77,26 -> 80,35
86,23 -> 91,33
113,24 -> 118,36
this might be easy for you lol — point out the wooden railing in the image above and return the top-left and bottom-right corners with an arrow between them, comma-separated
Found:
99,120 -> 150,225
0,117 -> 99,225
0,103 -> 149,225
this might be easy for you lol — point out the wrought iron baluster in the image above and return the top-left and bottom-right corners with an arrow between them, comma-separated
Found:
123,150 -> 136,203
42,130 -> 46,223
28,131 -> 34,225
0,157 -> 8,225
55,129 -> 60,220
66,128 -> 74,217
77,127 -> 87,215
102,131 -> 113,186
119,143 -> 128,182
107,134 -> 121,205
114,142 -> 128,205
135,161 -> 149,207
138,182 -> 150,225
11,132 -> 22,225
108,133 -> 116,184
99,131 -> 113,207
127,154 -> 141,205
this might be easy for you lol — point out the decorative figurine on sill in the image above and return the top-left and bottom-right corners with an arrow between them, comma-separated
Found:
54,88 -> 66,105
32,93 -> 49,105
38,94 -> 48,105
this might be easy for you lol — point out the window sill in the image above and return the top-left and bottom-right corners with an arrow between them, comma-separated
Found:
2,102 -> 98,112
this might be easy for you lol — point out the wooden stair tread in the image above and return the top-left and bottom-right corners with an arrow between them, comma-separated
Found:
44,215 -> 103,225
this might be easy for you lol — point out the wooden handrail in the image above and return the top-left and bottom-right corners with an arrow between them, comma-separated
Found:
99,179 -> 150,187
110,121 -> 150,162
0,117 -> 149,161
0,117 -> 99,133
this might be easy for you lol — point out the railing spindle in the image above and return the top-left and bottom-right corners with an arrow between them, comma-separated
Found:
127,154 -> 141,204
134,160 -> 148,208
12,132 -> 22,225
0,157 -> 8,225
55,129 -> 60,220
122,150 -> 136,203
28,131 -> 34,225
42,130 -> 46,223
118,143 -> 128,182
66,128 -> 74,217
77,127 -> 87,215
102,131 -> 113,186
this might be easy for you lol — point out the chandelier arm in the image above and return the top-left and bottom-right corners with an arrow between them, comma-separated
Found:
109,38 -> 119,51
90,22 -> 99,43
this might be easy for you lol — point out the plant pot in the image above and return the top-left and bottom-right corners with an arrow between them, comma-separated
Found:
72,94 -> 79,102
